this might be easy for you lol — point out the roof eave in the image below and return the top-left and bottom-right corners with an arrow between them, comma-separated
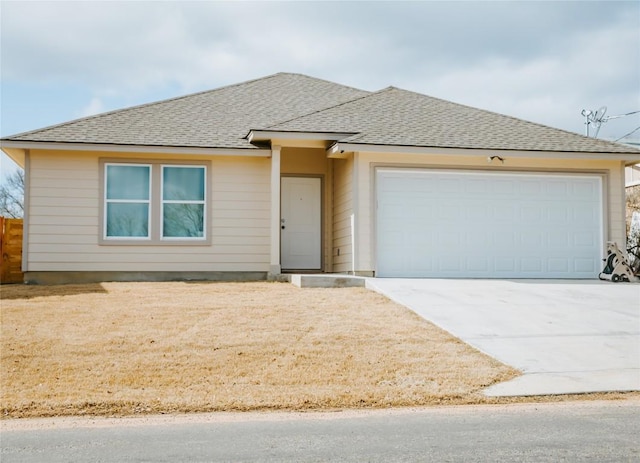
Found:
1,146 -> 26,168
327,142 -> 640,163
0,140 -> 272,157
246,130 -> 358,149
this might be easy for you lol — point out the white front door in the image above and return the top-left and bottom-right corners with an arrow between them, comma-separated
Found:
281,177 -> 322,270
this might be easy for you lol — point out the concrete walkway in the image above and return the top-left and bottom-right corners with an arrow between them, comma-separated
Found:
366,279 -> 640,396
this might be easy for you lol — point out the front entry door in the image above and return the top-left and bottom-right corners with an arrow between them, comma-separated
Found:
281,177 -> 321,270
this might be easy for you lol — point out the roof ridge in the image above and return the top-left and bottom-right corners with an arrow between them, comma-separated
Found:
2,73 -> 291,140
277,72 -> 370,95
263,86 -> 401,129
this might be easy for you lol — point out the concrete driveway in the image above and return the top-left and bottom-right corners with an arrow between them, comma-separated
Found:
366,279 -> 640,396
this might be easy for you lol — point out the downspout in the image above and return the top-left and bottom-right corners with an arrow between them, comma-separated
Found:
351,151 -> 359,276
22,149 -> 30,274
350,213 -> 355,275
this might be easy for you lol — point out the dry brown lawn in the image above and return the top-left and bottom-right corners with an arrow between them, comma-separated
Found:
0,281 -> 521,419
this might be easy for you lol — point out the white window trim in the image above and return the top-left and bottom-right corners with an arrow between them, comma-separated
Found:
104,163 -> 152,241
99,159 -> 211,246
160,164 -> 207,241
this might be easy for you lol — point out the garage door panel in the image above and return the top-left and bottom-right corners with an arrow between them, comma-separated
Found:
493,201 -> 517,222
521,258 -> 543,273
436,201 -> 461,221
493,233 -> 517,256
495,258 -> 516,272
548,180 -> 569,197
376,169 -> 603,278
573,180 -> 600,199
410,254 -> 434,273
440,256 -> 461,271
549,205 -> 570,222
412,178 -> 437,193
493,179 -> 515,195
466,178 -> 489,194
438,177 -> 463,194
574,230 -> 597,247
575,258 -> 598,272
379,204 -> 406,221
519,203 -> 544,222
520,230 -> 544,247
573,207 -> 598,224
520,179 -> 544,195
468,257 -> 489,272
549,258 -> 570,273
466,203 -> 489,221
466,229 -> 490,247
548,230 -> 570,247
438,229 -> 461,247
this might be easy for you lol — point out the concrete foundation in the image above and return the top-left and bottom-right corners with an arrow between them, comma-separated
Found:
23,271 -> 268,285
289,274 -> 366,288
22,270 -> 371,288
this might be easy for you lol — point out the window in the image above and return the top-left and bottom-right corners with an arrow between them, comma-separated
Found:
105,164 -> 151,238
102,161 -> 208,244
162,166 -> 205,238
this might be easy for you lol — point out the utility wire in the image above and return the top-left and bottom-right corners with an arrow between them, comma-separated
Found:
614,125 -> 640,142
616,109 -> 640,118
604,109 -> 640,123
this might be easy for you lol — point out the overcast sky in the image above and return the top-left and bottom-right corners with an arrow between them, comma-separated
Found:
1,0 -> 639,176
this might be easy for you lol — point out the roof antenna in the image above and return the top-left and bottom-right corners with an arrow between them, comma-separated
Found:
581,106 -> 607,137
581,107 -> 640,138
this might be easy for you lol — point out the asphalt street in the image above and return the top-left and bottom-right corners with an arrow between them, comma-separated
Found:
2,400 -> 639,462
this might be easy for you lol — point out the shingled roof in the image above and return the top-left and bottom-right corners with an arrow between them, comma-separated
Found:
3,73 -> 369,149
269,87 -> 638,154
3,73 -> 638,154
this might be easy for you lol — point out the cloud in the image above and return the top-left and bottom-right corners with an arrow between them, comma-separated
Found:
1,1 -> 638,138
76,97 -> 105,118
405,6 -> 640,137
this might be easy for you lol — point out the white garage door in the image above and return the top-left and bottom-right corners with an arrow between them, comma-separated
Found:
376,169 -> 603,278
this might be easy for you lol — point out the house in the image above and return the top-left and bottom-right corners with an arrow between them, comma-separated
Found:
2,72 -> 640,284
626,164 -> 640,187
620,141 -> 640,188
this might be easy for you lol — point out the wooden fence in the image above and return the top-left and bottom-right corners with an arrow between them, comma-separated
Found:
1,217 -> 24,284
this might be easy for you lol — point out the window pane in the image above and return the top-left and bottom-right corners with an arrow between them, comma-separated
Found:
163,167 -> 205,201
163,204 -> 204,237
106,203 -> 149,237
107,165 -> 150,200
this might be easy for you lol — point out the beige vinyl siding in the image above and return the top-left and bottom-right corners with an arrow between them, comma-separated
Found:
608,162 -> 626,243
26,150 -> 271,272
281,147 -> 327,175
27,151 -> 99,272
332,154 -> 354,273
353,151 -> 626,275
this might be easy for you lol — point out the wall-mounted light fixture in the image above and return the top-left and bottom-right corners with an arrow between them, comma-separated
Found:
487,155 -> 505,164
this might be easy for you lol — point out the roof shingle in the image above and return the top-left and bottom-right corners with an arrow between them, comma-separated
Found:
4,73 -> 369,149
268,87 -> 638,153
3,73 -> 638,154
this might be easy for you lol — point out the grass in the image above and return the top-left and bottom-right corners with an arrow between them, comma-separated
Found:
2,281 -> 522,419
